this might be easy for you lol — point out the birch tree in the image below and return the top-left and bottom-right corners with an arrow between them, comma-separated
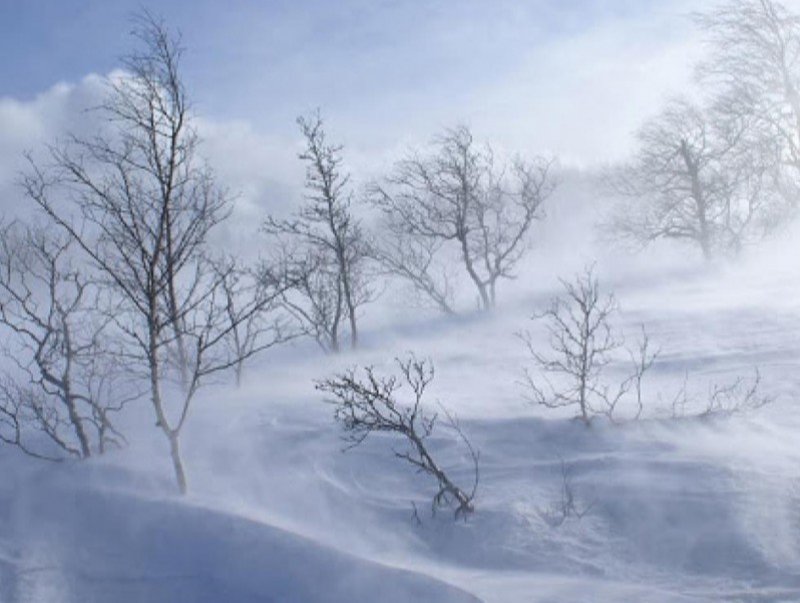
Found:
24,13 -> 286,492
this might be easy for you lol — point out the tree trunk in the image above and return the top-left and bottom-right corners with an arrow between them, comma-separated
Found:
60,320 -> 92,458
339,261 -> 358,349
458,233 -> 491,310
147,311 -> 188,494
680,140 -> 713,262
168,432 -> 188,495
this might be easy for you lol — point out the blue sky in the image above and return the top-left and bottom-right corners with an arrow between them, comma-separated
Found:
3,1 -> 667,98
1,1 -> 694,136
0,0 -> 699,217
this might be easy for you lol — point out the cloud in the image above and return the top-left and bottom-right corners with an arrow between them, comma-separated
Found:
0,74 -> 111,216
196,117 -> 308,254
0,0 -> 704,238
0,74 -> 305,253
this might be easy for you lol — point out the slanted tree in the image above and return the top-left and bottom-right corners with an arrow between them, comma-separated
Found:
371,125 -> 555,312
371,232 -> 457,315
264,112 -> 372,352
24,13 -> 287,492
316,355 -> 479,519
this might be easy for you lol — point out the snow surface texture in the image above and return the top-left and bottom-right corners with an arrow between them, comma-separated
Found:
2,236 -> 800,603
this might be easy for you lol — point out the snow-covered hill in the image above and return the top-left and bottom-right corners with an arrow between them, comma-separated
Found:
2,247 -> 800,603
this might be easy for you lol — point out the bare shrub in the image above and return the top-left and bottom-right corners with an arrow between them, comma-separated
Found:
519,266 -> 658,424
538,457 -> 594,527
669,369 -> 773,419
316,355 -> 479,519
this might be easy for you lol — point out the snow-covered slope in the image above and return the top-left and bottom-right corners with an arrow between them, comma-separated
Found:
1,477 -> 480,603
2,247 -> 800,603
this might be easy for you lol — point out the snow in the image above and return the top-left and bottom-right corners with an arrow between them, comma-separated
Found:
2,239 -> 800,602
3,482 -> 480,603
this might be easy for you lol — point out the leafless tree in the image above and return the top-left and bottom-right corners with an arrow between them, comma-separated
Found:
0,222 -> 129,460
264,112 -> 372,352
316,355 -> 479,519
23,13 -> 286,493
269,246 -> 346,353
697,0 -> 800,213
606,98 -> 781,260
215,256 -> 293,386
519,266 -> 657,424
370,125 -> 555,311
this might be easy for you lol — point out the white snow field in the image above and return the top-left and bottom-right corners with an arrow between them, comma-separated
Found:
2,238 -> 800,603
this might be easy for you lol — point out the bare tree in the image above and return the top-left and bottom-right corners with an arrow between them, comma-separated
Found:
269,246 -> 346,353
697,0 -> 800,212
0,222 -> 129,460
316,355 -> 479,519
23,13 -> 286,493
371,125 -> 555,311
264,112 -> 372,352
215,256 -> 293,386
606,98 -> 781,260
519,266 -> 657,424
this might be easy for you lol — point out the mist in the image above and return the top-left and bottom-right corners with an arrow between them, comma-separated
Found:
1,2 -> 800,602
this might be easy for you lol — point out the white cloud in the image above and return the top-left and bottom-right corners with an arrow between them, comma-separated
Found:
0,1 -> 705,236
0,74 -> 305,247
0,74 -> 110,216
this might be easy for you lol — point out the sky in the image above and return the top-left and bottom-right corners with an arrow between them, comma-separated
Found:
0,0 -> 702,220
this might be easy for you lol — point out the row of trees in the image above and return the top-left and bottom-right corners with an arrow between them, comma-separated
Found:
0,0 -> 793,494
608,0 -> 800,260
272,0 -> 800,347
261,118 -> 557,352
0,11 -> 556,492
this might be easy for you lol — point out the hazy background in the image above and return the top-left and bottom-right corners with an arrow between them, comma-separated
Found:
3,5 -> 800,602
